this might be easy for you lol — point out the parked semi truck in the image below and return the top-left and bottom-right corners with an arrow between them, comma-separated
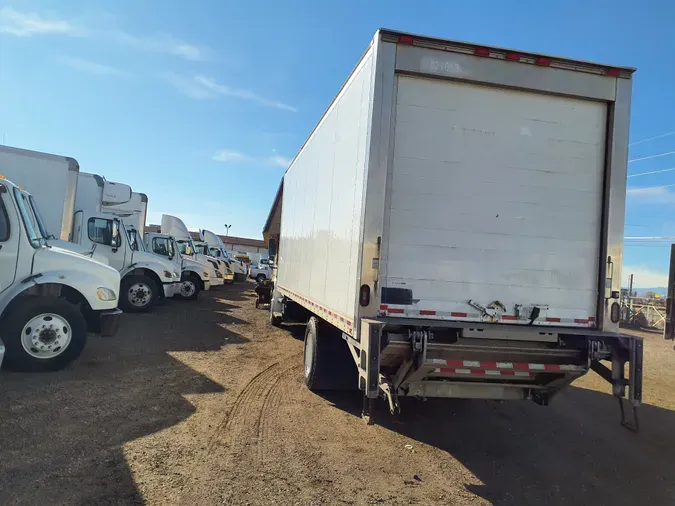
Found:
0,175 -> 121,371
265,29 -> 643,430
161,215 -> 225,290
144,231 -> 214,299
0,146 -> 179,312
199,229 -> 239,283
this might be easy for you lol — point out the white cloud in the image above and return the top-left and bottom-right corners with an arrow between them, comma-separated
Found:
163,73 -> 215,100
622,265 -> 668,288
0,6 -> 80,37
626,186 -> 675,205
166,74 -> 296,111
0,7 -> 204,61
212,150 -> 252,163
212,150 -> 290,168
110,30 -> 204,61
58,56 -> 129,77
194,75 -> 297,112
265,154 -> 292,168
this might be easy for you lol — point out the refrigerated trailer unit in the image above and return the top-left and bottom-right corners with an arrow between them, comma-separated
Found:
266,29 -> 643,430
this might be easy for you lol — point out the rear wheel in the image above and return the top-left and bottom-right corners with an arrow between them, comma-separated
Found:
178,273 -> 201,300
120,275 -> 158,313
3,296 -> 87,372
303,316 -> 356,391
256,274 -> 266,283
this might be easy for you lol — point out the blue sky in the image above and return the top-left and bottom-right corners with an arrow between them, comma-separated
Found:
1,0 -> 673,287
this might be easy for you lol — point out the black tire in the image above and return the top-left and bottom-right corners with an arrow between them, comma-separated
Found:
256,274 -> 266,283
269,308 -> 282,327
303,316 -> 357,391
120,274 -> 158,313
2,296 -> 87,372
177,273 -> 201,301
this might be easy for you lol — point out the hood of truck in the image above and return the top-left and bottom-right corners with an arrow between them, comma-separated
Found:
33,245 -> 120,290
161,214 -> 191,240
46,238 -> 110,266
131,250 -> 176,273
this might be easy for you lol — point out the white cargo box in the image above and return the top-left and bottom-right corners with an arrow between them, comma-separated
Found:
266,30 -> 633,338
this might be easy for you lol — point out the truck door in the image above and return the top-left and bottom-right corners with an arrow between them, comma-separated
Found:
85,215 -> 127,272
0,183 -> 18,293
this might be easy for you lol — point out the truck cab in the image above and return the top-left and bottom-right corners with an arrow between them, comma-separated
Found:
160,215 -> 227,288
70,211 -> 179,312
199,229 -> 239,283
0,175 -> 121,371
144,232 -> 213,300
192,240 -> 226,287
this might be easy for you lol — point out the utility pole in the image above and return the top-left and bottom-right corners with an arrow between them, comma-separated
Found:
628,273 -> 634,312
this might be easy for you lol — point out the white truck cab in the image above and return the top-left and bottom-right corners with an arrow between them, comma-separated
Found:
0,176 -> 121,371
70,211 -> 179,312
193,240 -> 229,285
144,232 -> 213,300
160,215 -> 227,288
200,229 -> 242,282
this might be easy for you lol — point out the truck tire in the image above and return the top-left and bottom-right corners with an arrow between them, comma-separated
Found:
256,274 -> 266,283
303,316 -> 357,391
178,273 -> 201,300
121,275 -> 158,312
269,308 -> 283,327
2,296 -> 87,372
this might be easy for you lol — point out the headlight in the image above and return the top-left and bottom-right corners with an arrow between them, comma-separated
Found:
203,271 -> 209,278
173,271 -> 180,279
163,270 -> 172,279
216,271 -> 223,278
96,287 -> 117,301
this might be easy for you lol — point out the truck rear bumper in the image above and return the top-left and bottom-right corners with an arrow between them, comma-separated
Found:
99,308 -> 123,337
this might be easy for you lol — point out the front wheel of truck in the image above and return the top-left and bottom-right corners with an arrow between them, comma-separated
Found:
177,273 -> 201,300
120,275 -> 158,313
3,296 -> 87,372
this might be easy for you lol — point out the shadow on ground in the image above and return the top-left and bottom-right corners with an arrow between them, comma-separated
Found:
0,282 -> 251,505
320,384 -> 675,505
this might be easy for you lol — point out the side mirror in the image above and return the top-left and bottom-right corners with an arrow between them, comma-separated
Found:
111,219 -> 121,250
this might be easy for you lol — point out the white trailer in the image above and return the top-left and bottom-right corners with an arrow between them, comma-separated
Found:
266,29 -> 643,430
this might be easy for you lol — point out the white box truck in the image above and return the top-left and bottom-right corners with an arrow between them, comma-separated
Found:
0,175 -> 121,371
102,191 -> 148,234
265,29 -> 643,430
0,146 -> 180,312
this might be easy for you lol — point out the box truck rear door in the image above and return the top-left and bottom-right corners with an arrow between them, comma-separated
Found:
382,75 -> 606,327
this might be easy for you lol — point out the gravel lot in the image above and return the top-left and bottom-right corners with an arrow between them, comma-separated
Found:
2,283 -> 675,505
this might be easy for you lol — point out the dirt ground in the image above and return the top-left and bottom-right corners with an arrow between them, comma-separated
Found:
2,283 -> 675,505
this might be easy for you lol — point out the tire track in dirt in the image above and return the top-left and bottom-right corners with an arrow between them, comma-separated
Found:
207,362 -> 282,451
257,362 -> 303,464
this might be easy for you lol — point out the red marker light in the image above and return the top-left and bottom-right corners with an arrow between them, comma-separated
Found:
398,35 -> 414,45
474,47 -> 490,57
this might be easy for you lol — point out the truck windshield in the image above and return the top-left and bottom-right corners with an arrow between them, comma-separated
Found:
176,239 -> 192,256
14,188 -> 42,247
28,195 -> 52,239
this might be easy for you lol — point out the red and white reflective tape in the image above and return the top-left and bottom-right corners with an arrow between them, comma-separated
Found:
429,359 -> 586,373
434,367 -> 533,378
278,285 -> 354,334
378,305 -> 595,327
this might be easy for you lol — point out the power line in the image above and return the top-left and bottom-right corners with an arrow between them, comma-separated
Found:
629,150 -> 675,163
629,131 -> 675,147
628,167 -> 675,178
627,183 -> 675,192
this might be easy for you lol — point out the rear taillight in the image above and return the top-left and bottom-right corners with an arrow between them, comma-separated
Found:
610,302 -> 621,323
359,284 -> 371,307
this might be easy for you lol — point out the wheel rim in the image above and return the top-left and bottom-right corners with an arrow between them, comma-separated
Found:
181,281 -> 196,297
304,330 -> 315,378
128,282 -> 152,307
21,313 -> 72,359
